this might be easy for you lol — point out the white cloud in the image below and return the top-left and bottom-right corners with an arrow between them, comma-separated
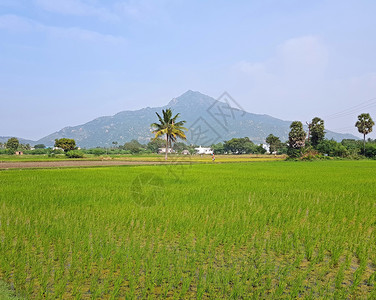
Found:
232,36 -> 329,104
0,14 -> 126,44
114,1 -> 142,18
234,36 -> 328,86
33,0 -> 173,24
113,0 -> 174,23
34,0 -> 120,22
47,26 -> 125,44
0,14 -> 35,32
0,0 -> 23,8
230,35 -> 376,136
114,0 -> 154,19
278,36 -> 328,75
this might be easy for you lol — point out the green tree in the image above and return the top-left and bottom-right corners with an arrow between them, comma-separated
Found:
310,117 -> 325,147
187,144 -> 197,155
54,138 -> 76,153
255,144 -> 267,154
6,137 -> 20,154
211,142 -> 225,154
173,142 -> 188,153
288,121 -> 306,157
364,143 -> 376,158
65,150 -> 84,158
355,113 -> 374,154
91,148 -> 106,156
278,142 -> 289,155
224,137 -> 256,154
123,139 -> 144,154
20,143 -> 31,151
34,144 -> 46,149
146,138 -> 165,153
151,108 -> 187,160
341,139 -> 361,156
265,134 -> 281,154
317,140 -> 348,157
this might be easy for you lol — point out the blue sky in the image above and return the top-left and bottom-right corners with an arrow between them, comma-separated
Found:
1,0 -> 376,140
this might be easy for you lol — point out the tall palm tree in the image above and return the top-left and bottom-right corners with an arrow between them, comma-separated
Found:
355,113 -> 374,154
151,108 -> 187,160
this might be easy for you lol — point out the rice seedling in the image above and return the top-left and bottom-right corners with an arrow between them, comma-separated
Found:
0,160 -> 375,298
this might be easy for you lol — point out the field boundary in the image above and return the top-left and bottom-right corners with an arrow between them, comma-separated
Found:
0,160 -> 180,169
0,158 -> 284,170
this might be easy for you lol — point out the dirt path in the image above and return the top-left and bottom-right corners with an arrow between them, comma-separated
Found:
0,160 -> 174,169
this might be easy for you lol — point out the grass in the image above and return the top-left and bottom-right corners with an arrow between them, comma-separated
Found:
0,280 -> 22,299
0,160 -> 375,298
0,154 -> 68,162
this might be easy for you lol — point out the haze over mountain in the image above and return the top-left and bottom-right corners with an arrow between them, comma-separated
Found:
13,90 -> 355,148
0,137 -> 36,145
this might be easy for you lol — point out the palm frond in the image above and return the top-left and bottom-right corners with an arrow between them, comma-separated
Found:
151,108 -> 187,150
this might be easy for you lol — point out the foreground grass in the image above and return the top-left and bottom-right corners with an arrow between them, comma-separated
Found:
0,280 -> 22,299
0,160 -> 375,298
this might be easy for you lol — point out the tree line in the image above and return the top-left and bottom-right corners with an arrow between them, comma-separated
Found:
284,113 -> 375,159
1,111 -> 374,159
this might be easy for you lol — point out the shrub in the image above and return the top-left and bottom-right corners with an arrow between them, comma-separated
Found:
29,149 -> 49,155
52,149 -> 64,155
65,150 -> 85,158
364,143 -> 376,158
91,148 -> 106,156
317,140 -> 349,157
301,147 -> 319,160
287,148 -> 301,158
34,144 -> 46,149
341,139 -> 361,155
3,149 -> 15,155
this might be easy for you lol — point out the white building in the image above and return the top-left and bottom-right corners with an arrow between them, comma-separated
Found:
261,144 -> 270,153
158,148 -> 174,154
195,146 -> 213,155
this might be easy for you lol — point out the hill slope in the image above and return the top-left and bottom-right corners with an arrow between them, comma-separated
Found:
0,136 -> 36,145
36,90 -> 357,148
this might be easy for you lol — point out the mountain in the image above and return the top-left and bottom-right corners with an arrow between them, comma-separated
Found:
35,90 -> 358,148
0,136 -> 36,145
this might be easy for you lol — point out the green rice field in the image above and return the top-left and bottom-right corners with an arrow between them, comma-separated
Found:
0,160 -> 376,298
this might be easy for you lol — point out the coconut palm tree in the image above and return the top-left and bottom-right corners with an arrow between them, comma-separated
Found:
151,108 -> 187,160
355,113 -> 374,154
